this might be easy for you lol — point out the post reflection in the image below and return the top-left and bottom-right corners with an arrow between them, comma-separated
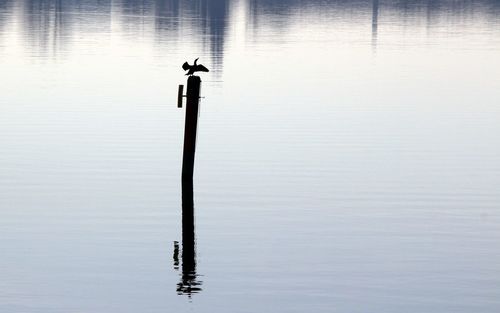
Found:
174,179 -> 202,297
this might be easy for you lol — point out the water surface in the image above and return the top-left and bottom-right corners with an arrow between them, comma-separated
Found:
1,1 -> 500,312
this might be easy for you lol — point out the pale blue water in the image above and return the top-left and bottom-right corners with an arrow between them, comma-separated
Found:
1,1 -> 500,312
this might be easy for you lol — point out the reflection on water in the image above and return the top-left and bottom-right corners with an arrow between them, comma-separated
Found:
372,0 -> 379,52
22,0 -> 73,57
11,0 -> 230,71
1,0 -> 500,312
0,0 -> 13,47
2,0 -> 498,69
175,179 -> 202,296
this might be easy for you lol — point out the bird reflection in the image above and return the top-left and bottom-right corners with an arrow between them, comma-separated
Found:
173,179 -> 202,297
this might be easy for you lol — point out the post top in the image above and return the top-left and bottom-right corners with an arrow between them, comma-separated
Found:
188,75 -> 201,83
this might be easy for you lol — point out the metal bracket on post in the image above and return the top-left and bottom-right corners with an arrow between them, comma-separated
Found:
177,84 -> 185,108
178,84 -> 205,109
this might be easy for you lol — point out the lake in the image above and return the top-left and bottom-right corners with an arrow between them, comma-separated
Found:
1,0 -> 500,312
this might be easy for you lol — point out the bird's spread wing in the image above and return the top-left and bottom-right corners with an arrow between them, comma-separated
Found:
182,62 -> 190,71
198,64 -> 209,72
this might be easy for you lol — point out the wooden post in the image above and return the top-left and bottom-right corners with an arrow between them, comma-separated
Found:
182,76 -> 201,182
176,72 -> 204,296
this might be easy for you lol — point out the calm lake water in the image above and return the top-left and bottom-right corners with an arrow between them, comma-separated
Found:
1,0 -> 500,312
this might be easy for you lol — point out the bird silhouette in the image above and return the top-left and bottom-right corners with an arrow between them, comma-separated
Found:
182,58 -> 209,76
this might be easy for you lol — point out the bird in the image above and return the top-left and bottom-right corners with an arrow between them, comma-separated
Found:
182,58 -> 209,76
